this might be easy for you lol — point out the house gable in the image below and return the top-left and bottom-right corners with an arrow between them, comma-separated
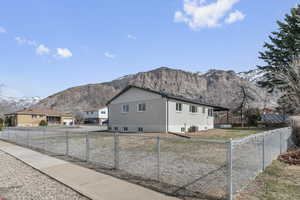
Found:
109,87 -> 163,105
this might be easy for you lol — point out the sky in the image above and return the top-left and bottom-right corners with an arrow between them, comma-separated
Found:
0,0 -> 299,98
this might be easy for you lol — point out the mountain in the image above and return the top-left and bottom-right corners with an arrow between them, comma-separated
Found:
0,96 -> 41,117
33,67 -> 279,114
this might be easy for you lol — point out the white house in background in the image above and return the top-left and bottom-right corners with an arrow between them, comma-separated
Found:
83,106 -> 108,125
106,85 -> 228,133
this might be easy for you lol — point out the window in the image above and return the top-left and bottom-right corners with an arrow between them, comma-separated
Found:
101,111 -> 106,114
138,127 -> 144,132
189,105 -> 198,113
123,127 -> 128,132
176,103 -> 182,111
122,104 -> 129,113
114,127 -> 118,131
108,127 -> 112,131
181,127 -> 185,132
202,107 -> 206,114
137,103 -> 146,112
32,115 -> 37,119
91,111 -> 94,115
208,109 -> 213,117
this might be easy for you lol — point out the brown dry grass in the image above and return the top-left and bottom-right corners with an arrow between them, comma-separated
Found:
236,160 -> 300,200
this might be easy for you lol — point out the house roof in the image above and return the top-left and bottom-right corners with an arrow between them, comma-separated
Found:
106,85 -> 229,111
83,106 -> 106,112
5,108 -> 72,117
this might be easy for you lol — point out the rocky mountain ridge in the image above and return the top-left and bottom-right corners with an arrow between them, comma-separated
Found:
32,67 -> 279,114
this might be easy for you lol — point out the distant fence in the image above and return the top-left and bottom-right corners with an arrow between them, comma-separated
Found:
0,127 -> 295,200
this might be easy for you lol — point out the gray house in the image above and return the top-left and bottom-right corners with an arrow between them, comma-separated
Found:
106,85 -> 228,133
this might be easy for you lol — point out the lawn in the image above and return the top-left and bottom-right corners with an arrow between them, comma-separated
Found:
188,127 -> 278,140
237,160 -> 300,200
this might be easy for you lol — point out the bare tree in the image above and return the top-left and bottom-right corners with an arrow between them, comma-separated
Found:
234,84 -> 255,127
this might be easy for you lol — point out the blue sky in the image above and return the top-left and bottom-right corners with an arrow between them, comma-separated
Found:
0,0 -> 298,98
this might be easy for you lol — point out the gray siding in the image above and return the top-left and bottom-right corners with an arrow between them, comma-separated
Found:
167,99 -> 214,133
108,88 -> 167,132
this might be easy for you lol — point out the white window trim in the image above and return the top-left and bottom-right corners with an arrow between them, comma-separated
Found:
189,105 -> 198,114
121,104 -> 129,113
176,103 -> 183,112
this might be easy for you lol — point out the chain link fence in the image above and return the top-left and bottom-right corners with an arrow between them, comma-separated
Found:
0,127 -> 295,200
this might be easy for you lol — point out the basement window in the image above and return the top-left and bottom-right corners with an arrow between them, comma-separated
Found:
123,127 -> 128,132
138,127 -> 144,132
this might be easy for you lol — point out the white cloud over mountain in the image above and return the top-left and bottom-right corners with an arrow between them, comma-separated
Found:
56,48 -> 73,58
104,52 -> 116,59
225,10 -> 245,24
36,44 -> 50,55
174,0 -> 245,30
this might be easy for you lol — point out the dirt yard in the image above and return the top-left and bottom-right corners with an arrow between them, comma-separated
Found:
236,159 -> 300,200
119,127 -> 276,140
186,127 -> 278,140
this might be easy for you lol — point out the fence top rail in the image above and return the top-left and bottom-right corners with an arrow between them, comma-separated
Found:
232,127 -> 291,144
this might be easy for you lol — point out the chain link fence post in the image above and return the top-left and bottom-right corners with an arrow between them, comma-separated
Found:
280,131 -> 283,154
262,134 -> 265,171
43,127 -> 46,151
156,136 -> 161,182
7,127 -> 10,140
227,138 -> 233,200
85,133 -> 90,162
66,131 -> 69,156
114,132 -> 119,170
27,129 -> 30,147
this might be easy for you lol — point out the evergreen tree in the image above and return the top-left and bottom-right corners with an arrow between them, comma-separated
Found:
258,5 -> 300,112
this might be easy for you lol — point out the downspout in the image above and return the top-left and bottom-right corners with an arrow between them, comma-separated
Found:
107,106 -> 110,129
166,98 -> 169,133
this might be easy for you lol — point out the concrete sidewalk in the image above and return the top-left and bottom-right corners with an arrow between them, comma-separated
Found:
0,140 -> 178,200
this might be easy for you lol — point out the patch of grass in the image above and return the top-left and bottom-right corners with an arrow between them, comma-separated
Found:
237,160 -> 300,200
191,127 -> 277,140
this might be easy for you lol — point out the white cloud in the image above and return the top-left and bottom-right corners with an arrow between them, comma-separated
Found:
36,44 -> 50,55
104,52 -> 116,59
56,48 -> 72,58
0,27 -> 7,33
225,10 -> 245,24
15,36 -> 37,46
127,34 -> 137,40
174,0 -> 243,30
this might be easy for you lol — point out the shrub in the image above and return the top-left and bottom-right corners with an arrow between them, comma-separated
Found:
4,117 -> 12,127
39,120 -> 48,127
246,108 -> 261,126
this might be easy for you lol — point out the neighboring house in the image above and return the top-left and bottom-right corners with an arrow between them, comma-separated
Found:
5,108 -> 74,127
106,85 -> 228,133
83,106 -> 108,125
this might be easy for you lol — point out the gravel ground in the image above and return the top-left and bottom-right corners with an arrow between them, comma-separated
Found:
0,151 -> 89,200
